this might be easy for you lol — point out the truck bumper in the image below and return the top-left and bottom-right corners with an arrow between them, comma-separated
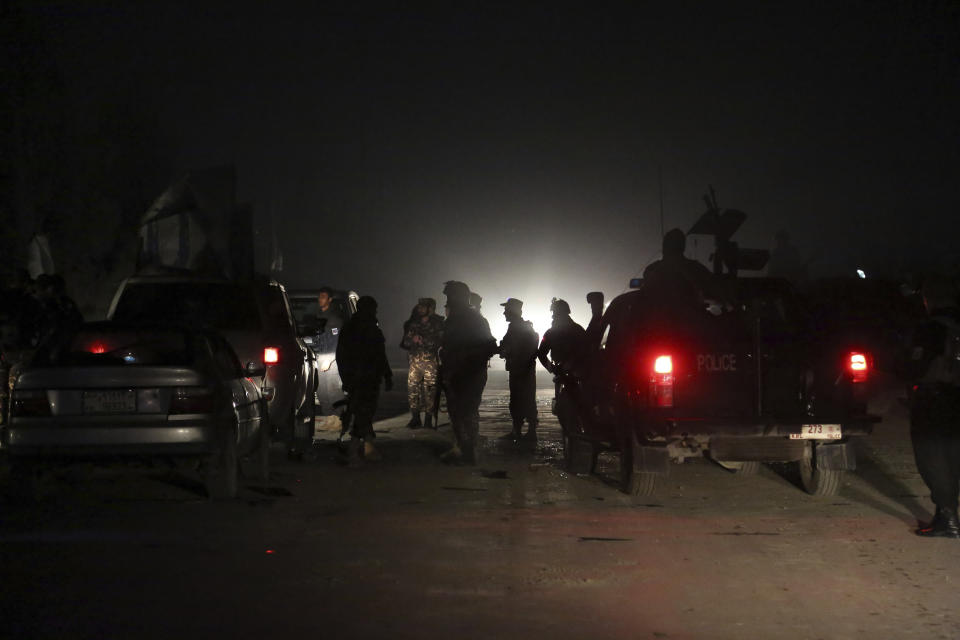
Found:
638,416 -> 877,439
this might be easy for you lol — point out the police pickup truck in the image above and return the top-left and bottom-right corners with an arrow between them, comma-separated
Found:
560,276 -> 878,497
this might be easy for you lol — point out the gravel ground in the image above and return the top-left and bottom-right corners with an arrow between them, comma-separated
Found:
0,369 -> 957,640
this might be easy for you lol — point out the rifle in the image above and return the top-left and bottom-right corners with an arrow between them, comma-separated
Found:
432,360 -> 446,423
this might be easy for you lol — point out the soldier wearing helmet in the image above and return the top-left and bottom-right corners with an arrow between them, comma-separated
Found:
438,281 -> 496,465
469,292 -> 483,313
498,298 -> 539,443
537,298 -> 587,376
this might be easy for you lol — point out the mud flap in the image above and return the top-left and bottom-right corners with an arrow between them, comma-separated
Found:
814,441 -> 855,471
634,444 -> 670,474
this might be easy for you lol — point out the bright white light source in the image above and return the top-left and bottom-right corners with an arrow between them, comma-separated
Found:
856,269 -> 866,279
653,355 -> 673,374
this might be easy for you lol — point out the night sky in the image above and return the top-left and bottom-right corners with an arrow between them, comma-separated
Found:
21,1 -> 960,341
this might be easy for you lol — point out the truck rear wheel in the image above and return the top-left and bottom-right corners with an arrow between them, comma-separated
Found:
798,443 -> 843,496
563,434 -> 594,475
619,431 -> 661,496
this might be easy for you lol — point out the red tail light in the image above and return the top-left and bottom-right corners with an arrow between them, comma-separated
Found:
649,354 -> 674,408
264,347 -> 280,365
11,389 -> 52,417
654,355 -> 673,374
848,352 -> 868,383
169,387 -> 215,414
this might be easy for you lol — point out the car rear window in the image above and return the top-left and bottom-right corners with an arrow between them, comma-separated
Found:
257,285 -> 294,331
112,282 -> 262,331
290,295 -> 350,330
33,327 -> 197,367
289,297 -> 319,328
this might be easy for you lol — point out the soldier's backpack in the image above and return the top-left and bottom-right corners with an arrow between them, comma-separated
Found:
921,317 -> 960,386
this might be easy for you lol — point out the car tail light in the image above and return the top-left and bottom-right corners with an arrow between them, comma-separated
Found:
848,352 -> 868,383
11,389 -> 51,417
169,387 -> 215,414
88,341 -> 108,354
649,354 -> 674,408
264,347 -> 280,365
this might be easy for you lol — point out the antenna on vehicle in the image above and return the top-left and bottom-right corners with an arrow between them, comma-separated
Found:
658,164 -> 665,241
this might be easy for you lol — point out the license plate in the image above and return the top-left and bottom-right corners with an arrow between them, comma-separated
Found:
791,424 -> 842,439
83,390 -> 136,414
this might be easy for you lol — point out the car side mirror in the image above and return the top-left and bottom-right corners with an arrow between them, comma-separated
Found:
245,361 -> 267,378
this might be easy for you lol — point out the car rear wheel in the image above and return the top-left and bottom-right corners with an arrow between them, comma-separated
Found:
288,396 -> 316,461
798,442 -> 843,496
205,423 -> 239,500
619,430 -> 661,496
563,434 -> 594,475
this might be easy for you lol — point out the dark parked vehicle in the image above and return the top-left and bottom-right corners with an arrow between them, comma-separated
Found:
800,276 -> 924,375
560,277 -> 879,497
2,322 -> 268,499
107,274 -> 316,456
288,289 -> 358,415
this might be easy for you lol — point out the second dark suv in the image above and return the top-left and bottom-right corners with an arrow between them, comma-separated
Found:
107,274 -> 316,455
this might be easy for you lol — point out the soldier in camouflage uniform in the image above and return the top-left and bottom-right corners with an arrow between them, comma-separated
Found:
401,297 -> 444,429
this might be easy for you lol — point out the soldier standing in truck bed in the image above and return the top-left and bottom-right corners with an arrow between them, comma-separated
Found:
643,228 -> 715,309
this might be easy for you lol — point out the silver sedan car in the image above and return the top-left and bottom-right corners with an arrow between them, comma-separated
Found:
2,323 -> 269,500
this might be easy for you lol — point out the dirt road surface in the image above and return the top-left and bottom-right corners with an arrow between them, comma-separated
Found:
1,370 -> 958,639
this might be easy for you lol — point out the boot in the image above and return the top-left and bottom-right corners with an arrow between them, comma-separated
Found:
407,411 -> 422,429
917,506 -> 960,538
363,440 -> 382,462
461,445 -> 478,466
521,423 -> 538,446
424,413 -> 434,429
439,444 -> 461,463
347,438 -> 363,467
499,424 -> 522,442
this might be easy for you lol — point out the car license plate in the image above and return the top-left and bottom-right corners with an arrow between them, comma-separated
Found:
791,424 -> 842,439
83,390 -> 136,414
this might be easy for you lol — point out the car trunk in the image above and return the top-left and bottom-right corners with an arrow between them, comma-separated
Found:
16,366 -> 207,416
